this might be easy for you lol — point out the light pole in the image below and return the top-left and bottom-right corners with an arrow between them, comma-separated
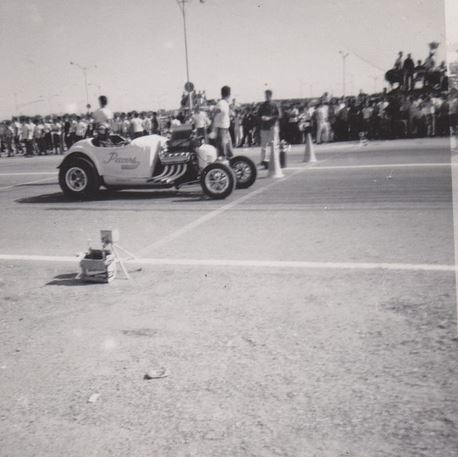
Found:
175,0 -> 206,84
13,91 -> 22,115
339,51 -> 349,96
372,75 -> 378,93
70,61 -> 97,109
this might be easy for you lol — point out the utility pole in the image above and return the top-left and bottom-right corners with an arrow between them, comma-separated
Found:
175,0 -> 206,84
339,51 -> 350,96
372,75 -> 378,93
176,0 -> 191,83
70,61 -> 97,109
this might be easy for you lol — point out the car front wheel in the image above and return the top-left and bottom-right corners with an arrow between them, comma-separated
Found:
59,157 -> 100,199
200,163 -> 235,199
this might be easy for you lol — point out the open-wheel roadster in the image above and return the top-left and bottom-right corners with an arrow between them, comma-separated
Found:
58,125 -> 257,200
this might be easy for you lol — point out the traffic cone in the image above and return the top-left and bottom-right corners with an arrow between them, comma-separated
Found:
303,133 -> 317,163
268,144 -> 284,178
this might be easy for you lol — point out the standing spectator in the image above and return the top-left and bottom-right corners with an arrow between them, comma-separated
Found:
142,113 -> 152,136
151,112 -> 160,134
120,113 -> 130,138
348,99 -> 361,140
288,105 -> 301,144
424,96 -> 436,137
85,115 -> 94,139
68,116 -> 77,147
233,110 -> 243,147
4,121 -> 15,156
34,118 -> 45,155
111,114 -> 121,135
257,89 -> 280,168
74,116 -> 87,143
402,53 -> 415,91
93,95 -> 113,130
241,108 -> 255,147
213,85 -> 234,160
408,96 -> 421,137
299,103 -> 313,142
12,117 -> 22,154
130,112 -> 144,138
52,117 -> 63,154
386,96 -> 402,138
362,101 -> 374,139
24,118 -> 35,157
43,117 -> 53,153
316,102 -> 330,144
394,51 -> 403,70
63,116 -> 72,149
192,106 -> 210,141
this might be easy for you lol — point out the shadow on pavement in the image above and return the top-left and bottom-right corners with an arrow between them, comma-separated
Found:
16,189 -> 205,204
46,273 -> 89,287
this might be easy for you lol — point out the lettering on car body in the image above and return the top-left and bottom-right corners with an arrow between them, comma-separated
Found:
103,151 -> 140,170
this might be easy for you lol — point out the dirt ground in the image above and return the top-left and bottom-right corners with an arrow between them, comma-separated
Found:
1,138 -> 457,456
0,261 -> 457,457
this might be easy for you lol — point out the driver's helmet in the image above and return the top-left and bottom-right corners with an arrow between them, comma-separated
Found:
95,122 -> 111,136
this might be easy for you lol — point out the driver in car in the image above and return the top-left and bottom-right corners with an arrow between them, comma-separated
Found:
92,95 -> 129,147
93,124 -> 128,147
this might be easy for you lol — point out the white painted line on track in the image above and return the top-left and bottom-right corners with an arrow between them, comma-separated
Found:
138,168 -> 305,256
0,176 -> 56,191
0,254 -> 454,272
0,172 -> 57,176
132,258 -> 456,272
0,254 -> 77,262
286,162 -> 450,171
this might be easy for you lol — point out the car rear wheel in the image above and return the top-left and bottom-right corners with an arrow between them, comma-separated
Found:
230,156 -> 257,189
59,157 -> 100,199
200,163 -> 235,199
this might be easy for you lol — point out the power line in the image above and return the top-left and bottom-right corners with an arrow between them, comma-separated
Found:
344,48 -> 386,73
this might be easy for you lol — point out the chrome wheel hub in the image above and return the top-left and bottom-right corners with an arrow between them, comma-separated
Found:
65,167 -> 87,192
205,168 -> 230,194
232,161 -> 251,183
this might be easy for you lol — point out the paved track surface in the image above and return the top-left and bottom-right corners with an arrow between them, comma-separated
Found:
0,138 -> 457,457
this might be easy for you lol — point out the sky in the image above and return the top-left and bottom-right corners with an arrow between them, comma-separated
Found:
0,0 -> 450,118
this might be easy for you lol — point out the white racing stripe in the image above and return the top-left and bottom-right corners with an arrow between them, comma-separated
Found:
286,162 -> 450,171
138,169 -> 304,255
0,172 -> 57,176
0,254 -> 454,272
0,176 -> 57,192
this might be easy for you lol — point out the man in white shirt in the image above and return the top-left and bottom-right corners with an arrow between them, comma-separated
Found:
130,112 -> 144,139
316,102 -> 330,144
193,106 -> 210,141
93,95 -> 113,129
142,113 -> 152,136
75,116 -> 87,142
212,85 -> 233,159
24,118 -> 35,157
34,119 -> 45,155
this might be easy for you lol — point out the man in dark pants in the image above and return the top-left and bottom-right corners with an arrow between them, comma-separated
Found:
402,53 -> 415,91
257,89 -> 280,169
241,109 -> 255,146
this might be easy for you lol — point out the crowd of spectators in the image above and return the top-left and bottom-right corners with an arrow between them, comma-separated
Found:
1,88 -> 457,158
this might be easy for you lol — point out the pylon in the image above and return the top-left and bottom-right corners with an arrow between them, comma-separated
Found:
303,133 -> 317,163
268,143 -> 284,178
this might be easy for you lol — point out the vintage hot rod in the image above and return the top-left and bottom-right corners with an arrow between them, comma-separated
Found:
58,125 -> 257,200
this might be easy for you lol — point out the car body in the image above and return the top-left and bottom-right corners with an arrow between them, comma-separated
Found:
58,126 -> 257,200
